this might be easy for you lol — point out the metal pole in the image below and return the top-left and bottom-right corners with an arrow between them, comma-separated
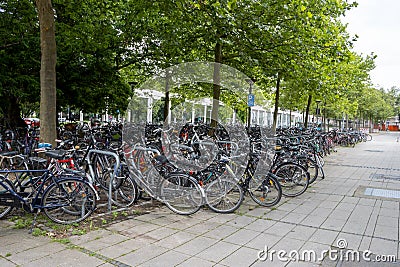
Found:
86,149 -> 120,212
247,79 -> 253,129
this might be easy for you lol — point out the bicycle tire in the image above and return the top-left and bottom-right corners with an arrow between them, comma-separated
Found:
205,178 -> 244,213
248,174 -> 282,207
94,154 -> 120,190
0,156 -> 30,186
305,159 -> 318,184
0,177 -> 15,218
274,162 -> 309,197
317,154 -> 325,167
159,173 -> 203,215
106,172 -> 138,207
42,178 -> 97,224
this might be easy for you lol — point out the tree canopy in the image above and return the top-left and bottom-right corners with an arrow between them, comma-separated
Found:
0,0 -> 397,133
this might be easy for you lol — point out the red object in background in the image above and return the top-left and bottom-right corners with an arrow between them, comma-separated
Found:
24,118 -> 40,127
388,125 -> 399,131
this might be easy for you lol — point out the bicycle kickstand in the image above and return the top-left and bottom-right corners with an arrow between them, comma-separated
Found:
29,210 -> 41,234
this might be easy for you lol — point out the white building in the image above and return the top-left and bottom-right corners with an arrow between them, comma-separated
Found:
125,90 -> 303,128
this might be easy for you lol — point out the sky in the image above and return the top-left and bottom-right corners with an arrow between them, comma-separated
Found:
342,0 -> 400,89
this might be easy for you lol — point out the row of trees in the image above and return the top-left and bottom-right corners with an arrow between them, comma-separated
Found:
0,0 -> 398,143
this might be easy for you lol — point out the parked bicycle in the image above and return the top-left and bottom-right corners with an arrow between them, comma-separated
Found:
0,169 -> 98,227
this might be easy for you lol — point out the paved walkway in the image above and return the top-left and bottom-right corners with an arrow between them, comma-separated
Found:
1,132 -> 400,266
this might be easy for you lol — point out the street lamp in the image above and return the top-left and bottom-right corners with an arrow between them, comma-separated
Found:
315,100 -> 321,129
246,79 -> 254,129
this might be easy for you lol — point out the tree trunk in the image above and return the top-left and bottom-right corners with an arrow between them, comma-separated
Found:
2,95 -> 26,128
272,73 -> 281,134
210,42 -> 222,130
36,0 -> 57,146
163,70 -> 170,125
304,94 -> 312,128
323,102 -> 326,132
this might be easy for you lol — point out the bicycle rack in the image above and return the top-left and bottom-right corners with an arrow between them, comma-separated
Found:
86,149 -> 120,212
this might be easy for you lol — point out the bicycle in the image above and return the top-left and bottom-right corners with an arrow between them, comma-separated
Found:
189,135 -> 282,212
142,124 -> 246,214
0,169 -> 98,227
0,151 -> 48,192
249,128 -> 310,198
91,149 -> 139,206
146,123 -> 218,171
223,150 -> 283,207
124,143 -> 204,215
123,123 -> 257,215
44,144 -> 138,208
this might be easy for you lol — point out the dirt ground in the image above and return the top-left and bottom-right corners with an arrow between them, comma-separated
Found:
6,196 -> 161,239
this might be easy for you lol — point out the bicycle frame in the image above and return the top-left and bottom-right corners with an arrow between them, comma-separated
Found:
0,170 -> 62,211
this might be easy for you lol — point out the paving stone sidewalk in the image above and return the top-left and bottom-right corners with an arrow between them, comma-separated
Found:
1,132 -> 400,266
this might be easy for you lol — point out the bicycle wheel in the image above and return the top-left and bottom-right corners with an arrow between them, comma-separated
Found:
0,155 -> 30,185
317,153 -> 325,167
159,173 -> 203,215
42,178 -> 97,224
304,158 -> 318,184
248,174 -> 282,207
274,162 -> 309,197
205,178 -> 244,213
93,154 -> 118,190
105,171 -> 138,207
0,177 -> 15,218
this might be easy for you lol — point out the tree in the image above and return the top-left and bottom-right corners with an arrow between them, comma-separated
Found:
0,0 -> 40,128
36,0 -> 57,145
53,0 -> 136,114
0,0 -> 387,133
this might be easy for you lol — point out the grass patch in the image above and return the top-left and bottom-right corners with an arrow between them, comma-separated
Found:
31,228 -> 47,237
9,214 -> 35,229
54,238 -> 71,245
71,228 -> 87,236
5,200 -> 152,239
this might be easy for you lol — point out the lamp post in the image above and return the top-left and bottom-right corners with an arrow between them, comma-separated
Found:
246,79 -> 254,129
365,109 -> 370,133
315,99 -> 321,129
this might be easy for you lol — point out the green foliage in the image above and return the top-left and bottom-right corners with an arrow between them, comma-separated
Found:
53,0 -> 135,114
0,0 -> 40,125
54,238 -> 71,244
31,228 -> 47,237
12,217 -> 33,229
71,228 -> 87,236
358,87 -> 395,123
1,0 -> 396,126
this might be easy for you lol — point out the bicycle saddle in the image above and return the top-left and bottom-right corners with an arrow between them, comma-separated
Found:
45,149 -> 67,160
154,155 -> 168,164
